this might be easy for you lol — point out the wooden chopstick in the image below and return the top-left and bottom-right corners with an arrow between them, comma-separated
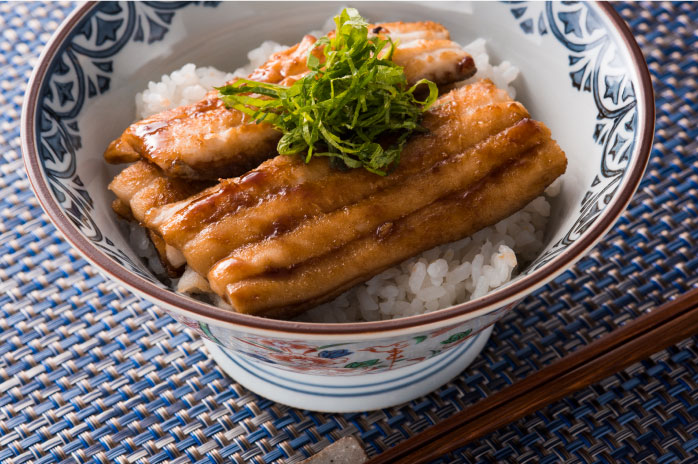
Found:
367,287 -> 698,464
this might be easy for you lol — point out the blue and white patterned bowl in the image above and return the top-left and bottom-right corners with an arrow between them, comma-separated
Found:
22,2 -> 653,411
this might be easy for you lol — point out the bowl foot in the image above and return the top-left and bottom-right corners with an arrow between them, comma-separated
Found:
203,326 -> 493,412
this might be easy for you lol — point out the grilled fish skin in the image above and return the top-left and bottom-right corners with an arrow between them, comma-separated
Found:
103,35 -> 320,177
141,80 -> 566,316
372,22 -> 475,87
208,118 -> 550,284
108,160 -> 209,224
213,138 -> 566,318
104,22 -> 476,180
146,80 -> 527,278
369,21 -> 452,42
108,160 -> 209,275
393,39 -> 475,90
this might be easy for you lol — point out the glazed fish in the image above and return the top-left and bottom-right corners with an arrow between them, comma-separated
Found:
108,160 -> 209,275
103,35 -> 321,178
142,79 -> 566,317
212,139 -> 565,318
104,22 -> 476,180
373,22 -> 476,86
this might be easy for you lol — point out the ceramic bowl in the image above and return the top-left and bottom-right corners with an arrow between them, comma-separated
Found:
22,2 -> 653,412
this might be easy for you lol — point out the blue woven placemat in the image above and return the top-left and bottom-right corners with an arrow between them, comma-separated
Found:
2,1 -> 697,463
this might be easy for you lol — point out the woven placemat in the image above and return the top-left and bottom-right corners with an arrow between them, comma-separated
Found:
2,1 -> 697,463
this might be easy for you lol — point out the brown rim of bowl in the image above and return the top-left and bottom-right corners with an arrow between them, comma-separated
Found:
22,2 -> 654,335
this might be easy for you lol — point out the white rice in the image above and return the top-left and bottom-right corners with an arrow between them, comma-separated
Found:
135,42 -> 286,119
460,38 -> 519,98
131,35 -> 560,323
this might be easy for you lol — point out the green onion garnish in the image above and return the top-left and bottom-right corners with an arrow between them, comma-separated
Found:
217,8 -> 438,175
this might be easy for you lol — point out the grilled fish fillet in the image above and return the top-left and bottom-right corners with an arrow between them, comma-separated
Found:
207,118 -> 549,284
214,139 -> 564,318
103,35 -> 321,176
372,22 -> 473,87
108,161 -> 208,223
146,79 -> 524,275
142,80 -> 566,316
108,161 -> 209,275
104,22 -> 476,180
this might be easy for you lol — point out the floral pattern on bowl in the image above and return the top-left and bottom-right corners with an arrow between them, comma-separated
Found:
172,303 -> 510,375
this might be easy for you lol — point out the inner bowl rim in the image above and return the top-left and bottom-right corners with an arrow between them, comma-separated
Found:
21,2 -> 654,336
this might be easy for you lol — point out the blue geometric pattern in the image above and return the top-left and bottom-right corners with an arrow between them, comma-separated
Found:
37,1 -> 219,283
506,2 -> 640,271
2,1 -> 697,463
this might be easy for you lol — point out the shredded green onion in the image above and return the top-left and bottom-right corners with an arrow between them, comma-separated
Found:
217,8 -> 438,175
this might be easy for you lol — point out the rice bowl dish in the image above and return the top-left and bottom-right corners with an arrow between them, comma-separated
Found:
22,1 -> 653,412
124,34 -> 562,323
